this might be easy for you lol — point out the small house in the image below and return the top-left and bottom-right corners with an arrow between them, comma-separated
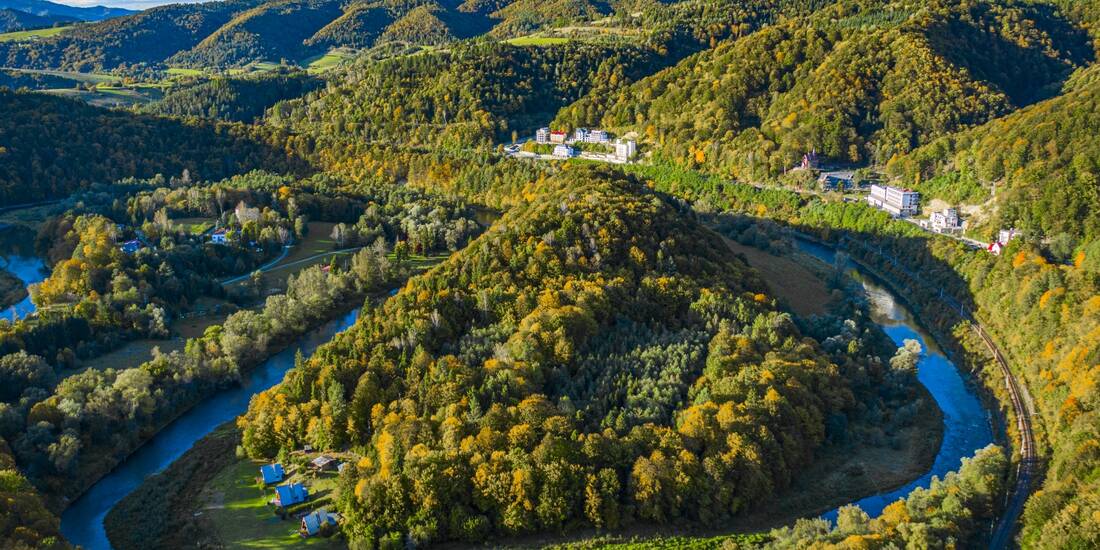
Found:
274,483 -> 309,507
210,228 -> 228,245
260,463 -> 285,485
553,145 -> 575,158
300,509 -> 339,537
311,455 -> 337,471
119,240 -> 143,254
998,228 -> 1021,244
988,241 -> 1004,255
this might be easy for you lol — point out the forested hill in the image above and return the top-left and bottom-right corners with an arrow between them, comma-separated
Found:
0,8 -> 72,32
0,0 -> 564,71
888,63 -> 1100,242
554,0 -> 1093,181
0,90 -> 311,203
267,41 -> 666,152
0,0 -> 262,72
0,0 -> 133,21
232,165 -> 924,545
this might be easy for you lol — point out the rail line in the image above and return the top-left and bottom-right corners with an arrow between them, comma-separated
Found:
803,232 -> 1037,548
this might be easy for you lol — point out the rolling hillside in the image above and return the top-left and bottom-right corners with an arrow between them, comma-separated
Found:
0,7 -> 71,32
0,0 -> 132,21
0,0 -> 501,70
553,0 -> 1092,181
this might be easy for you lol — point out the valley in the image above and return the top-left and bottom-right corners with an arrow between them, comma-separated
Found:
1,0 -> 1099,549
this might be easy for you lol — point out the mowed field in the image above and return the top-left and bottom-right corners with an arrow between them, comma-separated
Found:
723,238 -> 832,317
201,456 -> 345,549
0,25 -> 70,42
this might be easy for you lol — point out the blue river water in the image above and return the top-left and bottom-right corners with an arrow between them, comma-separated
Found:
796,240 -> 995,521
59,309 -> 361,550
1,254 -> 48,320
54,238 -> 994,547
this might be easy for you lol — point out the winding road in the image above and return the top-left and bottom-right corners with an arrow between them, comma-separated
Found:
218,246 -> 363,286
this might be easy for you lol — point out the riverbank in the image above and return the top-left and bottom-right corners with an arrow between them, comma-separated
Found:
0,267 -> 26,309
105,423 -> 345,550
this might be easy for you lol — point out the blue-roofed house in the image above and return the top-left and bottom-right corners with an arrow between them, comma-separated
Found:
119,240 -> 143,254
260,463 -> 284,485
300,508 -> 339,537
274,483 -> 308,507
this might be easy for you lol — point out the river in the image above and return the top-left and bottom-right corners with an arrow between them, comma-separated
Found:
0,239 -> 48,320
59,308 -> 361,550
795,239 -> 995,521
56,239 -> 995,548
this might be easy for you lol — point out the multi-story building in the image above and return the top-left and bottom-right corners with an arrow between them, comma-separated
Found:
536,127 -> 551,144
867,184 -> 920,217
586,129 -> 609,143
614,139 -> 636,160
553,144 -> 575,158
550,131 -> 567,144
930,208 -> 961,233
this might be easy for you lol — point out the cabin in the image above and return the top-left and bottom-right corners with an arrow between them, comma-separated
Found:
119,240 -> 143,254
260,463 -> 285,485
311,455 -> 337,471
274,483 -> 309,507
210,228 -> 228,245
300,509 -> 339,537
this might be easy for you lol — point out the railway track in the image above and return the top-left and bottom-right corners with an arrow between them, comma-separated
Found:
977,322 -> 1037,550
807,233 -> 1038,549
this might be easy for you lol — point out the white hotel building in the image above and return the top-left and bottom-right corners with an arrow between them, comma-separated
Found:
867,184 -> 920,217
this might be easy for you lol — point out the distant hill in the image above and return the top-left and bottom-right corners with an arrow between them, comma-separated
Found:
0,0 -> 503,70
0,0 -> 262,71
0,7 -> 73,31
0,0 -> 133,21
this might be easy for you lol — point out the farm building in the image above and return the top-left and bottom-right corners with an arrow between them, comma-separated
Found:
274,483 -> 309,507
260,463 -> 285,484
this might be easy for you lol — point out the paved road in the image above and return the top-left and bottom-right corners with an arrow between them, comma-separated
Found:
219,245 -> 291,285
219,245 -> 363,285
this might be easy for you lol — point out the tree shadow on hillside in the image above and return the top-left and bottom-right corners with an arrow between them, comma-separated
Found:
923,3 -> 1094,106
0,90 -> 314,203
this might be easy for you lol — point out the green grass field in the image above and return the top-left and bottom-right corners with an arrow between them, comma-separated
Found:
203,457 -> 344,549
0,25 -> 70,42
506,35 -> 571,46
5,67 -> 118,84
303,49 -> 354,73
166,66 -> 207,77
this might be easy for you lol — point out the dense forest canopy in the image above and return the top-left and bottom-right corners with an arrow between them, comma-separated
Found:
0,90 -> 310,203
555,0 -> 1091,180
3,0 -> 1100,548
236,166 -> 924,545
